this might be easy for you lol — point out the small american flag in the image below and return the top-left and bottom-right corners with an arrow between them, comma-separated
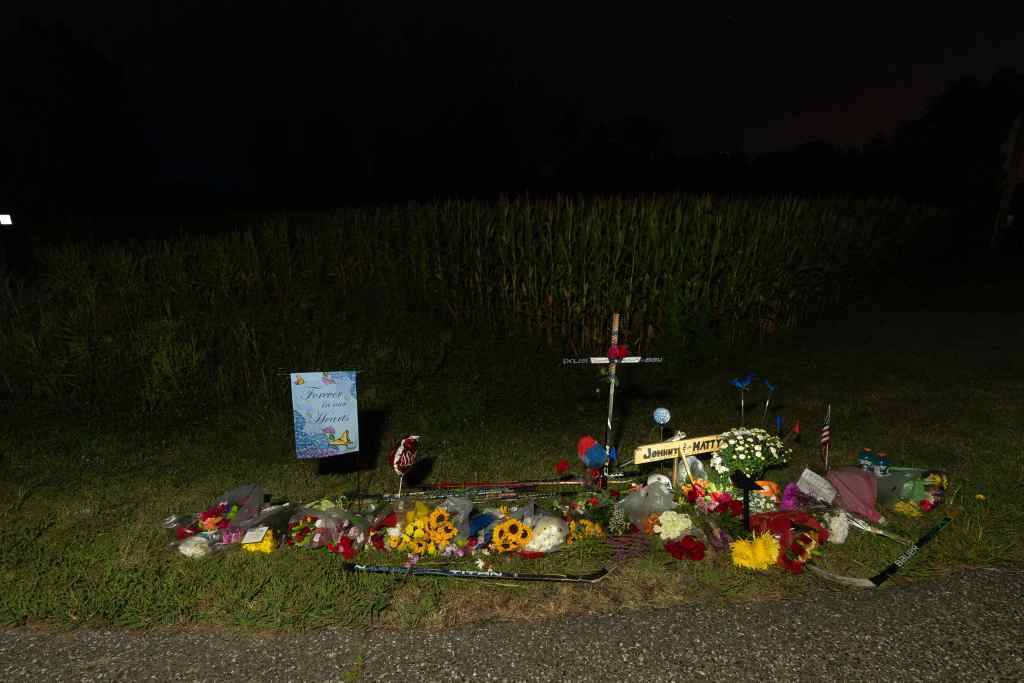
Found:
820,405 -> 831,470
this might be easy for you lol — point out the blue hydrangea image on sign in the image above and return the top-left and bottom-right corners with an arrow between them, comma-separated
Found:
289,371 -> 359,459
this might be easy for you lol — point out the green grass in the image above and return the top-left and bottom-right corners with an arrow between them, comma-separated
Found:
1,264 -> 1021,631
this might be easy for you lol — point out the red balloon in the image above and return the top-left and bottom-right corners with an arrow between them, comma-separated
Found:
389,435 -> 420,476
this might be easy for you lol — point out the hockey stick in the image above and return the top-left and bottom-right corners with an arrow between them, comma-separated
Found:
424,473 -> 643,491
344,563 -> 610,583
345,488 -> 555,503
426,479 -> 588,490
807,515 -> 952,589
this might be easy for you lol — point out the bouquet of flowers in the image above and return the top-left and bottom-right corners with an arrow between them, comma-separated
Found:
682,479 -> 743,517
709,427 -> 788,487
386,504 -> 464,556
164,484 -> 265,543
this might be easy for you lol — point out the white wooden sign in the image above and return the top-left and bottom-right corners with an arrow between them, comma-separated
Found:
632,435 -> 722,465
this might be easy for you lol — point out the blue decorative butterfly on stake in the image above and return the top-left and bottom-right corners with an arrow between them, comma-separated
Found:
730,373 -> 755,425
762,378 -> 777,428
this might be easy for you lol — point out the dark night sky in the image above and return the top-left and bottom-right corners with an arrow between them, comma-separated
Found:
2,3 -> 1023,209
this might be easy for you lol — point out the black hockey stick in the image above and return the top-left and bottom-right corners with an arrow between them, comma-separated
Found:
807,515 -> 953,588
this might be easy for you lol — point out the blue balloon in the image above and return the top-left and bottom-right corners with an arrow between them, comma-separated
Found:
653,407 -> 671,425
583,443 -> 608,468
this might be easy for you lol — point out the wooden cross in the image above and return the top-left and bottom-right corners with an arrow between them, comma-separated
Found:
563,313 -> 663,485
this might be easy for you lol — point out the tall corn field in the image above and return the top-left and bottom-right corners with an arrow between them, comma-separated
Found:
0,194 -> 946,415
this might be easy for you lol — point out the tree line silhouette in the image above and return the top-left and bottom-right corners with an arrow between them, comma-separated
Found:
1,15 -> 1021,235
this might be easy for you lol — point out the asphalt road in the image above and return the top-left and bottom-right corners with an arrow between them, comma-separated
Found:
1,566 -> 1021,682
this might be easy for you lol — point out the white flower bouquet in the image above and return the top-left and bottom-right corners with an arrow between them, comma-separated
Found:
709,427 -> 788,484
653,510 -> 694,541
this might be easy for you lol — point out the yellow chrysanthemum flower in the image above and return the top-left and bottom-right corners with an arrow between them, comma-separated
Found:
893,501 -> 922,517
405,501 -> 431,526
404,518 -> 429,540
242,530 -> 276,554
730,533 -> 780,571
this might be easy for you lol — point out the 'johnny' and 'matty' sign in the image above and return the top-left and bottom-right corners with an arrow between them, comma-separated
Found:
632,435 -> 722,465
290,371 -> 359,458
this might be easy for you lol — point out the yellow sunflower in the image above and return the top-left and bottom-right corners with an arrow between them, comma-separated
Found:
492,518 -> 534,552
493,538 -> 516,552
431,521 -> 459,546
429,507 -> 450,532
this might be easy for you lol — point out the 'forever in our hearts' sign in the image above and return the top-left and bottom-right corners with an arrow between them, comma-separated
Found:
290,371 -> 359,459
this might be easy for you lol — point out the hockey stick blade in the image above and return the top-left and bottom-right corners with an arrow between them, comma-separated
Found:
808,516 -> 953,589
868,515 -> 952,586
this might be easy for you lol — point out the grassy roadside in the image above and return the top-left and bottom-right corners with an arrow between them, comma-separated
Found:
1,259 -> 1021,631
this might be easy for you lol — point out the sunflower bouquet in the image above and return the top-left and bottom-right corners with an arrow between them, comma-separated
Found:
491,517 -> 533,552
384,505 -> 466,556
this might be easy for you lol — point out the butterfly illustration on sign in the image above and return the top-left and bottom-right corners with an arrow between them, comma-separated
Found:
326,429 -> 352,447
295,375 -> 305,385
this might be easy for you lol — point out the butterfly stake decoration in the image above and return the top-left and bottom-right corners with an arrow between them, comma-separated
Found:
762,379 -> 777,428
730,373 -> 755,425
